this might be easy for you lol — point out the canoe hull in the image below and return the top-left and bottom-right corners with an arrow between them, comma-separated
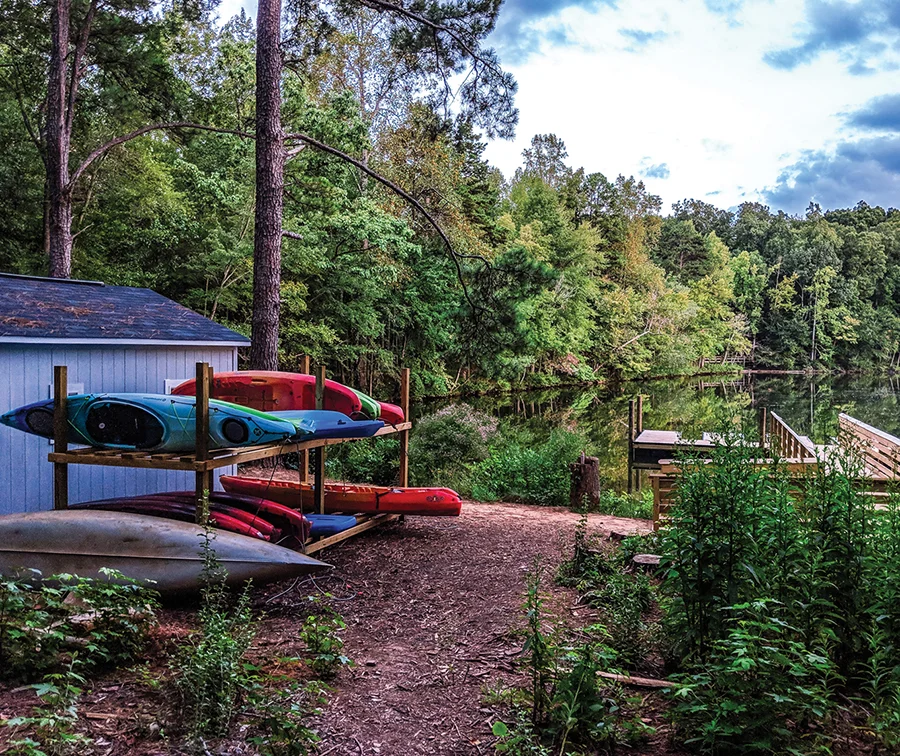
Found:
378,402 -> 405,425
0,511 -> 329,595
172,372 -> 363,416
220,476 -> 462,516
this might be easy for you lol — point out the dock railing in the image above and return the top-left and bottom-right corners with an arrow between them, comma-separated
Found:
839,413 -> 900,480
767,411 -> 815,460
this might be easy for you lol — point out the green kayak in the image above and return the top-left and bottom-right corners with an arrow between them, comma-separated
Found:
350,387 -> 382,419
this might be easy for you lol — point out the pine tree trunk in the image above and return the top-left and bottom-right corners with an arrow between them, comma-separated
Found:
47,0 -> 73,279
249,0 -> 284,370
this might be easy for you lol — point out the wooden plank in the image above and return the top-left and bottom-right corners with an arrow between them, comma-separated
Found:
315,364 -> 326,515
53,366 -> 68,511
597,671 -> 679,689
628,400 -> 635,494
399,367 -> 410,488
49,424 -> 413,471
305,514 -> 399,555
299,355 -> 310,484
195,362 -> 211,524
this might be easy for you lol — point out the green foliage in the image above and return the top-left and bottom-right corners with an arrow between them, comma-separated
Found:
472,430 -> 583,506
171,532 -> 256,740
669,600 -> 835,755
497,562 -> 652,755
325,436 -> 400,486
658,446 -> 900,752
0,570 -> 158,682
247,678 -> 326,756
590,488 -> 653,519
298,595 -> 352,679
3,659 -> 94,756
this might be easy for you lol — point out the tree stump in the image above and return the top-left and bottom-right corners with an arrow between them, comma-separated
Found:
569,453 -> 600,510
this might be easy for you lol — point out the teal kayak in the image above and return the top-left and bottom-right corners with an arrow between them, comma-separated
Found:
0,394 -> 296,452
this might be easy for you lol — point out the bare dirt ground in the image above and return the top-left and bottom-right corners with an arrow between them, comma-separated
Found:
1,501 -> 682,755
261,501 -> 667,756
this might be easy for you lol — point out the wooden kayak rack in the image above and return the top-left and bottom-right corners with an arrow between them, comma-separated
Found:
48,360 -> 412,555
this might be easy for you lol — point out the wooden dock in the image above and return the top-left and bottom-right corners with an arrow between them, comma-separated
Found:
630,396 -> 900,530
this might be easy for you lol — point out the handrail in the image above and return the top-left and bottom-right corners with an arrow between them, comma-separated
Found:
768,411 -> 815,459
838,413 -> 900,480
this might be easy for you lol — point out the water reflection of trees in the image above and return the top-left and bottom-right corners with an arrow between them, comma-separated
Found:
418,375 -> 900,492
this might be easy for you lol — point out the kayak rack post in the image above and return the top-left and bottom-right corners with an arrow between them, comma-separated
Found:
635,395 -> 643,493
194,362 -> 213,524
52,365 -> 69,510
299,355 -> 310,484
314,364 -> 327,515
399,367 -> 410,488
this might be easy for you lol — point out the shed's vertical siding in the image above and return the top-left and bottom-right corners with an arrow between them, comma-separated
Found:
0,345 -> 238,514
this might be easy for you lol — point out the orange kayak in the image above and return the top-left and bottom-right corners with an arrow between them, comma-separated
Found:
220,476 -> 462,517
172,371 -> 362,417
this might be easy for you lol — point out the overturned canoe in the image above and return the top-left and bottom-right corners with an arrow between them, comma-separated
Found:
0,510 -> 329,595
220,476 -> 462,517
172,371 -> 363,417
0,394 -> 296,452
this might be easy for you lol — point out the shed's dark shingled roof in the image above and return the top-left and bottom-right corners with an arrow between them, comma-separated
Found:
0,274 -> 249,344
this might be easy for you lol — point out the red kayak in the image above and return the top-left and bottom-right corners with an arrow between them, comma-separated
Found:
220,476 -> 462,517
172,371 -> 362,416
378,402 -> 405,425
137,491 -> 311,544
73,498 -> 271,541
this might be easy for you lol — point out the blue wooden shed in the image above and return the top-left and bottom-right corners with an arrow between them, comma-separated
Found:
0,273 -> 250,515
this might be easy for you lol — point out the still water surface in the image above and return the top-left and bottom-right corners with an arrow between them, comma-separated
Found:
420,374 -> 900,492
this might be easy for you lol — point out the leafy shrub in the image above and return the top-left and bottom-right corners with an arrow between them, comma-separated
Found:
410,403 -> 498,491
325,436 -> 399,486
172,533 -> 256,739
0,569 -> 157,682
503,562 -> 652,754
591,488 -> 653,519
3,658 -> 94,756
248,679 -> 326,756
298,595 -> 352,679
472,430 -> 583,506
668,600 -> 836,755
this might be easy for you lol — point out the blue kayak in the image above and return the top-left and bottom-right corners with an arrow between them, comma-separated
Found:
0,394 -> 297,452
306,514 -> 359,537
273,410 -> 384,440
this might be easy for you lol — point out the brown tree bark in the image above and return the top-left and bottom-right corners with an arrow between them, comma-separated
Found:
47,0 -> 73,278
249,0 -> 284,370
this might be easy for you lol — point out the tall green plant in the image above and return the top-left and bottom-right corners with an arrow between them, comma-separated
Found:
172,531 -> 256,740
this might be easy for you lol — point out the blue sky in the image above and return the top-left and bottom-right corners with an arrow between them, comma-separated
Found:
482,0 -> 900,213
222,0 -> 900,214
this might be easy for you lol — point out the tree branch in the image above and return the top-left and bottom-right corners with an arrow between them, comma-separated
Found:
356,0 -> 503,79
69,122 -> 253,188
284,130 -> 491,315
66,0 -> 99,136
282,230 -> 304,240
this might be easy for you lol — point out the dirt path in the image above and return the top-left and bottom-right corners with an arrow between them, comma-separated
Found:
262,502 -> 654,755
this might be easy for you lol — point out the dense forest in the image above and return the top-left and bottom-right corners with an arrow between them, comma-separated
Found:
1,1 -> 898,396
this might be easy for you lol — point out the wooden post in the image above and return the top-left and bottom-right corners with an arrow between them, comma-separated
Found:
194,362 -> 213,524
627,399 -> 635,494
314,364 -> 326,515
759,407 -> 767,452
399,367 -> 410,488
636,395 -> 643,435
569,452 -> 600,510
53,365 -> 68,510
299,355 -> 310,483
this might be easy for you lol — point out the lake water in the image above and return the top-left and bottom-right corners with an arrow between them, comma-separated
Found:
419,374 -> 900,492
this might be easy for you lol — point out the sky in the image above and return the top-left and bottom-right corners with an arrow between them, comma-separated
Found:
222,0 -> 900,215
